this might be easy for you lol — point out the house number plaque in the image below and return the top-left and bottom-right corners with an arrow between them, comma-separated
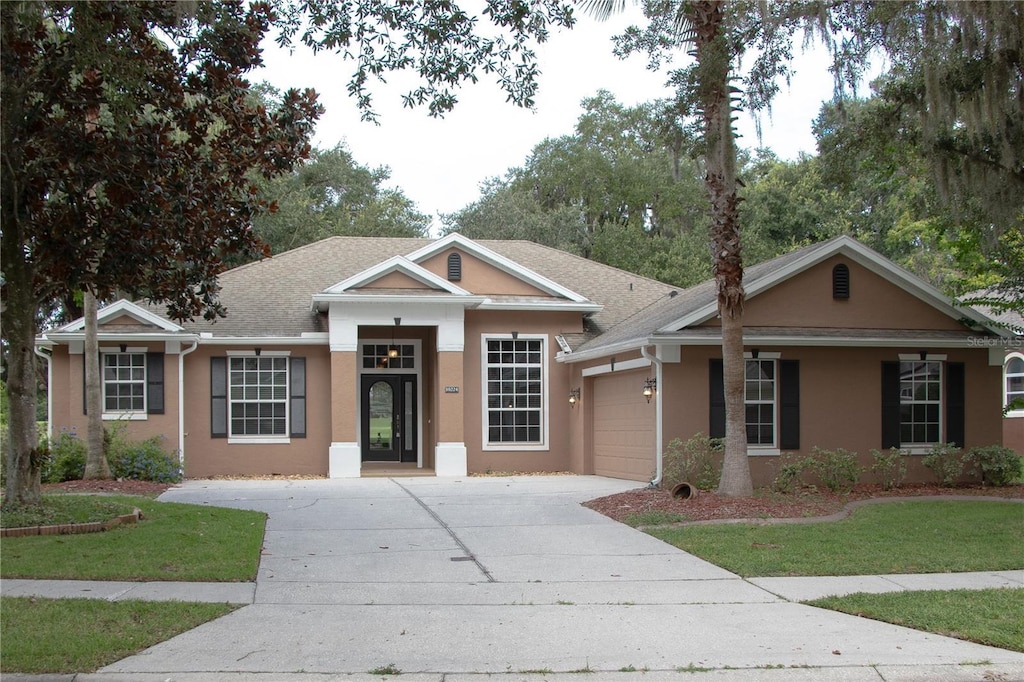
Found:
444,386 -> 460,393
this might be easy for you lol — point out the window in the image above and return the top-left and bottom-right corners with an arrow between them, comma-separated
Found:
103,352 -> 146,414
484,337 -> 545,447
745,359 -> 776,446
1006,354 -> 1024,415
899,360 -> 941,445
362,343 -> 415,370
229,356 -> 288,437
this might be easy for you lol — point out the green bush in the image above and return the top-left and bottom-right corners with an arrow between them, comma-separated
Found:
870,447 -> 909,491
41,431 -> 87,483
809,447 -> 862,493
771,454 -> 816,493
921,443 -> 965,487
661,433 -> 723,491
965,445 -> 1023,487
105,424 -> 182,484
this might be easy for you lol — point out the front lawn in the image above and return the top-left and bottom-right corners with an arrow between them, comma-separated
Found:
0,597 -> 239,674
646,500 -> 1024,577
810,588 -> 1024,653
1,495 -> 266,582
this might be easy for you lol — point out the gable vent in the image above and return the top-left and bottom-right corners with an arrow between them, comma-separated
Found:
447,252 -> 462,281
832,263 -> 850,300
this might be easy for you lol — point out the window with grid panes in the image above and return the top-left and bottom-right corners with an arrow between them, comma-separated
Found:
103,353 -> 146,413
229,356 -> 288,436
1006,354 -> 1024,413
745,359 -> 776,446
899,360 -> 941,444
485,338 -> 543,444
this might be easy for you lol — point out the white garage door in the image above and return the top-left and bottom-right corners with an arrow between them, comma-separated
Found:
592,370 -> 656,481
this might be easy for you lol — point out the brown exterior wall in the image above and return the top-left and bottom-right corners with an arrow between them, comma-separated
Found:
462,309 -> 583,474
1005,417 -> 1024,455
420,248 -> 553,297
702,257 -> 965,331
182,344 -> 332,478
657,344 -> 1003,488
48,343 -> 182,453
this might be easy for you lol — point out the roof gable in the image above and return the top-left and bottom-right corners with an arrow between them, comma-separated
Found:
660,236 -> 1001,333
56,299 -> 183,333
323,255 -> 472,296
406,233 -> 590,303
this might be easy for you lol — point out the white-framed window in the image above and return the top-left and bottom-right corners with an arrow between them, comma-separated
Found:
1006,353 -> 1024,417
228,355 -> 288,438
745,358 -> 777,447
482,335 -> 547,450
102,352 -> 146,416
899,360 -> 942,445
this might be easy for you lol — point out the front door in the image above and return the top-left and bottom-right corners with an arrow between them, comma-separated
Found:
361,374 -> 417,463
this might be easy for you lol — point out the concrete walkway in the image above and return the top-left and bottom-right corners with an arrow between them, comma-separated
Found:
3,476 -> 1023,681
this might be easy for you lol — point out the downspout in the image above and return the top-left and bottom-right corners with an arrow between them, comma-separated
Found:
178,341 -> 199,473
641,345 -> 664,488
34,345 -> 53,442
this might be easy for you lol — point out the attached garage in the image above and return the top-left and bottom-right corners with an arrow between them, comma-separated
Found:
591,370 -> 656,481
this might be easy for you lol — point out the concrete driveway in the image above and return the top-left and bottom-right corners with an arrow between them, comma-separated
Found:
96,475 -> 1022,680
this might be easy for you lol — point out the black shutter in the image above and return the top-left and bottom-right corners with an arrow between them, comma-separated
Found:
881,361 -> 901,449
946,362 -> 965,447
709,358 -> 725,438
146,352 -> 164,414
779,360 -> 800,450
83,354 -> 88,415
290,357 -> 306,438
211,357 -> 227,438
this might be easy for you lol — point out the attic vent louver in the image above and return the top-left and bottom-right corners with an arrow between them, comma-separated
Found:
447,252 -> 462,281
832,263 -> 850,300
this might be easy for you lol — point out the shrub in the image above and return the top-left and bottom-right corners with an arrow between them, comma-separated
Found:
870,447 -> 908,491
809,447 -> 862,493
106,424 -> 181,483
771,454 -> 816,493
921,443 -> 965,487
965,445 -> 1023,487
661,433 -> 723,491
41,430 -> 87,483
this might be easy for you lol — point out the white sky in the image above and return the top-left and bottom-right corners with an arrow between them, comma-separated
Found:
254,8 -> 838,227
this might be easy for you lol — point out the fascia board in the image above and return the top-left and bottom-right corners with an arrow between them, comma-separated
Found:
405,233 -> 590,303
477,300 -> 603,313
557,338 -> 650,364
323,255 -> 472,295
652,332 -> 1000,348
312,293 -> 487,307
57,299 -> 184,333
43,332 -> 200,344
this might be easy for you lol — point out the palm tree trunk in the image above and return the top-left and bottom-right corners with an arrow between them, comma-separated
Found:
691,0 -> 753,497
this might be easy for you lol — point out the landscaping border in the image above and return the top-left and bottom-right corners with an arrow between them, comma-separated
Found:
0,508 -> 143,538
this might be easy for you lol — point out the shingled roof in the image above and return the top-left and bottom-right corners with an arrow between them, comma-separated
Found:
143,236 -> 675,342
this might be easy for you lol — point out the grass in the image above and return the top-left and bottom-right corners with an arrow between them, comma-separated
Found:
622,510 -> 689,527
646,501 -> 1024,577
1,495 -> 266,582
1,495 -> 141,528
810,588 -> 1024,652
0,597 -> 239,674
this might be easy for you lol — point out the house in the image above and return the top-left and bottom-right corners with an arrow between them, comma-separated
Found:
37,233 -> 1014,486
992,308 -> 1024,455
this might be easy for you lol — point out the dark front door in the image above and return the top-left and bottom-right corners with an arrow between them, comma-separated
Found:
361,374 -> 417,463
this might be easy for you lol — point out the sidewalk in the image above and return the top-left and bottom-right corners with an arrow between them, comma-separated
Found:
4,569 -> 1022,605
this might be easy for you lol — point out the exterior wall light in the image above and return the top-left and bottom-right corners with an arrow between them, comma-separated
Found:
642,377 -> 656,403
568,387 -> 580,408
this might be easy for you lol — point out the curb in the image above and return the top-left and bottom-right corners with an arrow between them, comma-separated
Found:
1,508 -> 143,538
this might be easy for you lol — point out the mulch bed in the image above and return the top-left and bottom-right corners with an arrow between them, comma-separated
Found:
40,478 -> 1024,526
583,482 -> 1024,525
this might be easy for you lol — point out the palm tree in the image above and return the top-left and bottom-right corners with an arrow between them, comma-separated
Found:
585,0 -> 753,496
